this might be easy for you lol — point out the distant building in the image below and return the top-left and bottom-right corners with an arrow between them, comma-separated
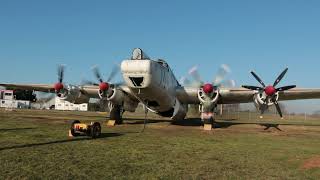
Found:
0,90 -> 30,109
55,97 -> 88,111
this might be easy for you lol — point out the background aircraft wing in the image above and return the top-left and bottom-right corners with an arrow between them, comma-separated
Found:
177,87 -> 320,104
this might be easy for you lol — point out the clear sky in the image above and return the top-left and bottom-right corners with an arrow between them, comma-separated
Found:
1,0 -> 320,113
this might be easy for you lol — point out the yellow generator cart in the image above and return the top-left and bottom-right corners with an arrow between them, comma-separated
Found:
70,120 -> 101,138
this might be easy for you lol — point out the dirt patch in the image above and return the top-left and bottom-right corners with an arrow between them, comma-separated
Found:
302,156 -> 320,170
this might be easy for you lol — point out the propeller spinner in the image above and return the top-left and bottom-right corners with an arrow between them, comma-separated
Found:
203,83 -> 215,94
242,68 -> 296,118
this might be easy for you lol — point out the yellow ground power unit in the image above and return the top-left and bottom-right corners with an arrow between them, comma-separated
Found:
69,120 -> 101,138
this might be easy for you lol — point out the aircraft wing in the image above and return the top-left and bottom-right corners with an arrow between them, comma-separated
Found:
0,83 -> 100,98
0,83 -> 56,93
176,87 -> 320,104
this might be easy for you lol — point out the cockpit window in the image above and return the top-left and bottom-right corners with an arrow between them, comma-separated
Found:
157,59 -> 168,68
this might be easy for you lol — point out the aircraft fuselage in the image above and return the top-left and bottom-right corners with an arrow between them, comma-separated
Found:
121,59 -> 180,115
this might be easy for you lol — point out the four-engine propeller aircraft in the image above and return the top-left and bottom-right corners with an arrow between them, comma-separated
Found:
2,48 -> 320,130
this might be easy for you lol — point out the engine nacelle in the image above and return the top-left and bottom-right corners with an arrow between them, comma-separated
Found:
57,85 -> 89,104
197,88 -> 219,113
99,86 -> 138,112
253,92 -> 279,110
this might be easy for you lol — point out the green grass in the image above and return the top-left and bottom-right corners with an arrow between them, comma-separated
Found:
1,109 -> 320,179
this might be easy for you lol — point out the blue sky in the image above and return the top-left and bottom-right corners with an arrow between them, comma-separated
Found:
1,0 -> 320,112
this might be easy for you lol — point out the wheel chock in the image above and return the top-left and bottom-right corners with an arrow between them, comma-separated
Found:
203,123 -> 213,131
107,120 -> 116,127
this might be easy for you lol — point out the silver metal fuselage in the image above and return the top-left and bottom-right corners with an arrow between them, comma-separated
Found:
121,59 -> 180,113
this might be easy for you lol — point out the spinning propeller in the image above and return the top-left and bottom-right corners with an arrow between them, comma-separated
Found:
183,64 -> 235,95
54,65 -> 65,93
93,66 -> 110,95
85,65 -> 121,97
242,68 -> 296,118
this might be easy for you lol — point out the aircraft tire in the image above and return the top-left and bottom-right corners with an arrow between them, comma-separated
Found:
110,105 -> 123,124
90,122 -> 101,139
203,118 -> 213,125
70,120 -> 81,137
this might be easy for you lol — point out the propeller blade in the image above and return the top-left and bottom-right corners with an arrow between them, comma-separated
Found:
251,71 -> 266,87
107,65 -> 120,82
219,79 -> 236,88
57,65 -> 65,83
260,104 -> 267,115
273,101 -> 283,118
213,64 -> 231,85
113,81 -> 124,87
92,66 -> 104,83
273,68 -> 288,87
188,65 -> 203,86
276,85 -> 296,92
242,85 -> 264,91
37,92 -> 55,103
180,76 -> 192,86
45,94 -> 56,103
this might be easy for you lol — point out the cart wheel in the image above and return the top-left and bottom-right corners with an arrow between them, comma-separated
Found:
70,120 -> 81,137
90,122 -> 101,139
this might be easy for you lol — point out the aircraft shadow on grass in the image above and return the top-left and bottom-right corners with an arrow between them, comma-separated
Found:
212,121 -> 320,131
0,133 -> 123,151
122,118 -> 172,125
214,122 -> 283,131
123,117 -> 284,128
123,117 -> 320,131
123,117 -> 203,126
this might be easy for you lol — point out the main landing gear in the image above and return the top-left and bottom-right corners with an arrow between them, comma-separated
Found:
107,105 -> 124,126
201,112 -> 215,131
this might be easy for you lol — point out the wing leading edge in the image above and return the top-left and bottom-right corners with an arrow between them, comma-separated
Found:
0,83 -> 101,98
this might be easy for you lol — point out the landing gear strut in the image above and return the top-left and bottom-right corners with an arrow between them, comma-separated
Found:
202,112 -> 215,131
108,104 -> 124,126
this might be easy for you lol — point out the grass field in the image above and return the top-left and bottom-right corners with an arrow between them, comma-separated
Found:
1,109 -> 320,179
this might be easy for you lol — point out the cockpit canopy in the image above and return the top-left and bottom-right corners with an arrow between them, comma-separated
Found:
131,48 -> 150,60
157,59 -> 168,68
130,48 -> 169,69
